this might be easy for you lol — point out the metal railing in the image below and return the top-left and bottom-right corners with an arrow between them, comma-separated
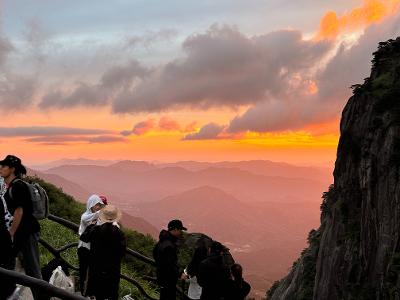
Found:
0,267 -> 86,300
44,214 -> 189,300
1,214 -> 190,300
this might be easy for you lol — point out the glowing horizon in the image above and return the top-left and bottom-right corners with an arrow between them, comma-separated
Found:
1,0 -> 399,166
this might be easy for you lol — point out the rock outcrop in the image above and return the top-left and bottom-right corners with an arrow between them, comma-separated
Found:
267,38 -> 400,300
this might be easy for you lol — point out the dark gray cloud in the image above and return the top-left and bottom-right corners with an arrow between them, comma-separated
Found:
24,136 -> 86,145
88,135 -> 128,143
35,25 -> 330,112
120,130 -> 133,136
24,134 -> 126,145
0,76 -> 37,110
22,19 -> 53,64
183,123 -> 225,140
126,29 -> 178,49
39,60 -> 150,109
0,126 -> 111,137
39,83 -> 107,109
0,36 -> 14,66
5,13 -> 400,135
112,25 -> 332,113
226,14 -> 400,134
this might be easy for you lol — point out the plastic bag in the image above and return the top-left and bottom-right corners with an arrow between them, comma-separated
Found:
49,266 -> 74,300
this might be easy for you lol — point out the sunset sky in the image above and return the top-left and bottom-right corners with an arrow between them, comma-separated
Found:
1,0 -> 400,166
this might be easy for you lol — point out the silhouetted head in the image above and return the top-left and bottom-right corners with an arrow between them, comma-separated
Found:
209,241 -> 224,256
0,155 -> 27,179
168,219 -> 187,237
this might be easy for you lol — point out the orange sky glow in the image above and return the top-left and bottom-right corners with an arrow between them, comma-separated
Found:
2,0 -> 399,167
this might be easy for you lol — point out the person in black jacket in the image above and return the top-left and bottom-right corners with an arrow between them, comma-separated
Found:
80,205 -> 126,300
226,264 -> 251,300
153,219 -> 187,300
197,241 -> 232,300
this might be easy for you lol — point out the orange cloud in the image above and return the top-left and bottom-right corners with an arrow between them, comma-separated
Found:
184,121 -> 197,132
159,116 -> 181,131
317,0 -> 400,39
132,119 -> 156,135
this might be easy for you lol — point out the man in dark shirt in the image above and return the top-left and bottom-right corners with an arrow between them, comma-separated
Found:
0,155 -> 42,299
153,219 -> 187,300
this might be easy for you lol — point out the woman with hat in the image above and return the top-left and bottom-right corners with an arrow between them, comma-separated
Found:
80,204 -> 126,300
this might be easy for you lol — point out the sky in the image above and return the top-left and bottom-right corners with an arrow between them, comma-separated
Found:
0,0 -> 399,166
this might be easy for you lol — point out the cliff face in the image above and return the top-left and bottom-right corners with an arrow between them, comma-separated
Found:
267,38 -> 400,300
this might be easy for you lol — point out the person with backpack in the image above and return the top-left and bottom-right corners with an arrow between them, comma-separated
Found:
185,245 -> 208,299
226,264 -> 251,300
197,241 -> 232,300
153,219 -> 187,300
77,194 -> 105,295
80,205 -> 126,300
0,155 -> 42,300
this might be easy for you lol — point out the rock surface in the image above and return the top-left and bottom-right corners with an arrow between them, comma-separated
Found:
267,38 -> 400,300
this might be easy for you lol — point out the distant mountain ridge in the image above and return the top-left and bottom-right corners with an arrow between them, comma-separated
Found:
31,159 -> 331,298
28,168 -> 158,237
33,158 -> 116,170
37,159 -> 331,179
45,163 -> 328,205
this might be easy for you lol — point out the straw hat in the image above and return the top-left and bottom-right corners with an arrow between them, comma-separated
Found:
98,205 -> 121,223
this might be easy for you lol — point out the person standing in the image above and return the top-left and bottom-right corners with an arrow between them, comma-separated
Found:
197,241 -> 232,300
77,194 -> 105,295
153,219 -> 187,300
226,264 -> 251,300
185,245 -> 208,299
0,155 -> 42,299
81,205 -> 126,300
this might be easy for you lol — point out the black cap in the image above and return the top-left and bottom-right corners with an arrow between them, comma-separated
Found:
0,155 -> 27,175
168,219 -> 187,231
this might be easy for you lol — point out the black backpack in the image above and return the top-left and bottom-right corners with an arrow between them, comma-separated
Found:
10,179 -> 49,220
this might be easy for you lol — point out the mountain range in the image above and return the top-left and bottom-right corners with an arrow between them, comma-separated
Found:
30,159 -> 331,298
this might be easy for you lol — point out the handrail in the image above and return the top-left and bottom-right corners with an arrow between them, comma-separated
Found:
39,238 -> 158,300
121,274 -> 159,300
47,214 -> 156,265
39,239 -> 79,271
0,267 -> 86,300
45,214 -> 191,299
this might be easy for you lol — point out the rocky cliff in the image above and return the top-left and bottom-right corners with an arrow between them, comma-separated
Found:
267,37 -> 400,300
